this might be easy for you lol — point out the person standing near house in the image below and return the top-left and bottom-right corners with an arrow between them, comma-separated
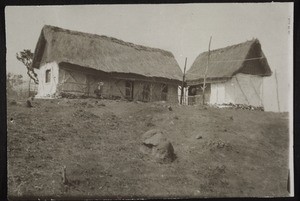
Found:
94,81 -> 104,98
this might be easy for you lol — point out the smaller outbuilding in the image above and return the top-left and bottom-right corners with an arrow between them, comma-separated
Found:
185,39 -> 272,107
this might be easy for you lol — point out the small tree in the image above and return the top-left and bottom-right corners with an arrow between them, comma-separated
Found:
16,49 -> 39,84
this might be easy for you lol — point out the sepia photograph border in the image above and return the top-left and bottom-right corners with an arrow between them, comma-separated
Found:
1,0 -> 298,201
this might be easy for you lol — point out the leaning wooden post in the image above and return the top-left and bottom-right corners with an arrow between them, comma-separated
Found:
202,36 -> 212,105
275,70 -> 281,112
180,58 -> 187,105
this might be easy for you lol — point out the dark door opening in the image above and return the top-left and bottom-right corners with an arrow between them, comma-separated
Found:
142,83 -> 150,102
125,81 -> 134,100
161,84 -> 168,101
188,84 -> 211,105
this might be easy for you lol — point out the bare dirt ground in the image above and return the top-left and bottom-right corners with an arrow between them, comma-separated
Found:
7,98 -> 290,199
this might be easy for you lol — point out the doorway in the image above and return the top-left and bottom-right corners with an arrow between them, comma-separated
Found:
142,83 -> 151,102
125,81 -> 134,100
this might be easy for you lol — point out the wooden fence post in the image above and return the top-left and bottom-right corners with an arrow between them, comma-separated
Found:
180,58 -> 187,105
275,70 -> 281,112
202,36 -> 212,105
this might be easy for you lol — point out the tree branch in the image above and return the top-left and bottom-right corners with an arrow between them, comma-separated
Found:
16,50 -> 39,84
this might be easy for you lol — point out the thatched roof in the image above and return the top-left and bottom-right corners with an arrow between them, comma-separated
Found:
32,25 -> 183,81
186,39 -> 272,84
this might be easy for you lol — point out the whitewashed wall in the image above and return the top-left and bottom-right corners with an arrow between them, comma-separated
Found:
36,62 -> 59,98
210,73 -> 263,107
210,82 -> 226,104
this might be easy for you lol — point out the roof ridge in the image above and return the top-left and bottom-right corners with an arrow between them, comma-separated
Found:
42,25 -> 174,57
199,38 -> 258,55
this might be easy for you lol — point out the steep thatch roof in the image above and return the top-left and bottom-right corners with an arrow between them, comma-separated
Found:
186,39 -> 272,84
32,25 -> 183,81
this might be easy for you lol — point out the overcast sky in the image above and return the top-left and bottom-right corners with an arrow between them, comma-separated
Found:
5,3 -> 293,112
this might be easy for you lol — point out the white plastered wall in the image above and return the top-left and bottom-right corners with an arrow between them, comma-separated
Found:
36,62 -> 59,98
209,73 -> 263,107
210,82 -> 226,104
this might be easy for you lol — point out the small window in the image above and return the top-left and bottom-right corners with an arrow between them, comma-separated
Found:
45,69 -> 51,83
125,81 -> 132,88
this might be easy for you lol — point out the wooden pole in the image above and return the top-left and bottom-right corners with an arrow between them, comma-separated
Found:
202,36 -> 212,105
180,57 -> 187,105
275,70 -> 281,112
235,76 -> 250,105
249,78 -> 263,106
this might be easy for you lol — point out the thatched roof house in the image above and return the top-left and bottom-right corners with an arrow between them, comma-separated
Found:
32,25 -> 183,102
185,39 -> 272,107
33,25 -> 182,81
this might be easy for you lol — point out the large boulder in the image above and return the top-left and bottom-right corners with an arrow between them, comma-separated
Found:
141,129 -> 176,163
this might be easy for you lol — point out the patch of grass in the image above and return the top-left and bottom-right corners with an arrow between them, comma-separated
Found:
7,98 -> 290,198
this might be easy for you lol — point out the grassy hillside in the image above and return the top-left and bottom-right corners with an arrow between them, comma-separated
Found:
7,98 -> 290,199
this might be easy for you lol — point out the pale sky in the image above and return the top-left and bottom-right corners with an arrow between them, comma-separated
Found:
5,3 -> 293,112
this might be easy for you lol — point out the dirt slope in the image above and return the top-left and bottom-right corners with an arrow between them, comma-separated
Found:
7,98 -> 290,199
